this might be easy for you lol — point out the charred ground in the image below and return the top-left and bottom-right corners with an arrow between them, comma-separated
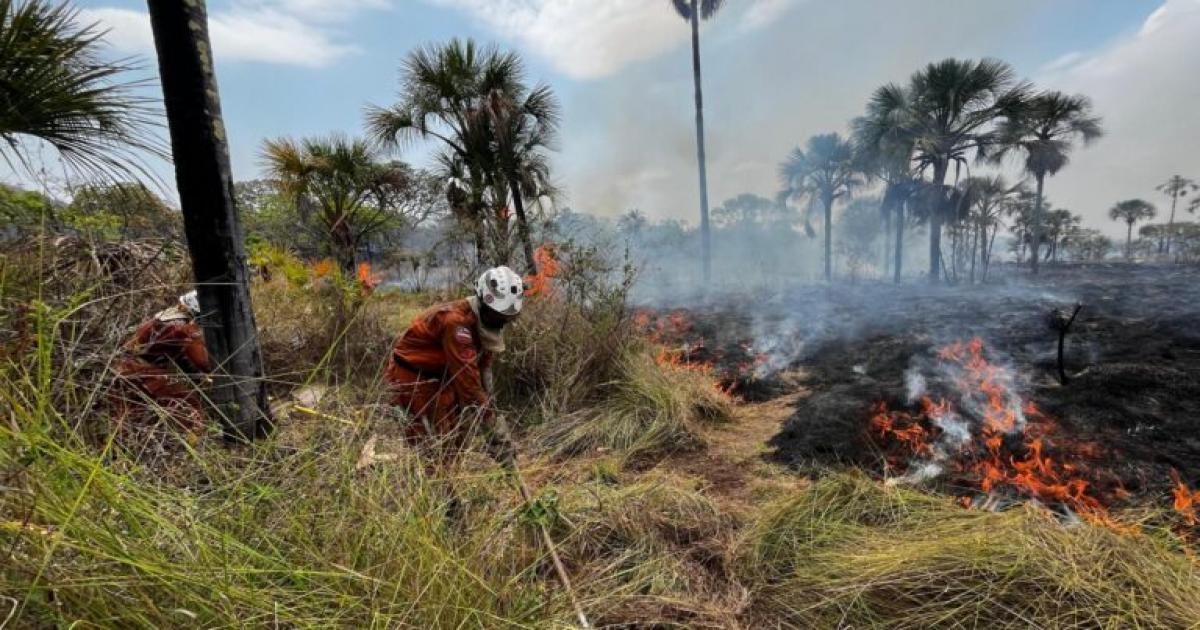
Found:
643,263 -> 1200,507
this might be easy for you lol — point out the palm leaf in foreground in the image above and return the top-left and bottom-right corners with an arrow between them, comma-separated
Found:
0,0 -> 165,180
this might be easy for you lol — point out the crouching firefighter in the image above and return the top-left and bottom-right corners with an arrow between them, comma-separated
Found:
385,266 -> 521,465
111,290 -> 211,437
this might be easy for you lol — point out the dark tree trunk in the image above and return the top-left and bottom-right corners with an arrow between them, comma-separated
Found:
688,0 -> 712,285
1166,193 -> 1179,256
509,174 -> 538,275
893,201 -> 904,284
984,224 -> 998,281
823,193 -> 833,282
929,161 -> 948,284
970,223 -> 978,284
881,201 -> 892,278
1126,221 -> 1134,260
1030,171 -> 1045,275
329,217 -> 356,273
147,0 -> 270,441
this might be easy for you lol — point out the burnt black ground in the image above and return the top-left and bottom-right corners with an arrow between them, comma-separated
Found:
642,263 -> 1200,501
749,263 -> 1200,501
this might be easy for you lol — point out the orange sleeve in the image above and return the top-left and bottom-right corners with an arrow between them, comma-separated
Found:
441,319 -> 490,418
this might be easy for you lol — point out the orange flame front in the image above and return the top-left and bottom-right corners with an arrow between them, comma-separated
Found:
357,261 -> 380,294
1170,469 -> 1200,525
524,244 -> 560,298
872,337 -> 1109,516
635,308 -> 740,397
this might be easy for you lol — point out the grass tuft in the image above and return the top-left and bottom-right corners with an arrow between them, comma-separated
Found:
738,472 -> 1200,629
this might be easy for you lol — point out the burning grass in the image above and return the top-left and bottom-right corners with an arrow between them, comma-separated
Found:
740,472 -> 1200,629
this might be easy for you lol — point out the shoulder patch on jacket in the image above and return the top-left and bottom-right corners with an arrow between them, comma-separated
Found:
453,326 -> 474,346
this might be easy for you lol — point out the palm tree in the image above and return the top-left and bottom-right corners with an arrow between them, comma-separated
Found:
857,59 -> 1029,283
1,0 -> 165,179
261,135 -> 410,273
995,91 -> 1102,274
148,0 -> 269,440
1042,207 -> 1080,263
1155,175 -> 1198,256
366,39 -> 555,269
670,0 -> 725,284
780,132 -> 862,282
959,175 -> 1022,282
480,84 -> 560,273
1109,199 -> 1156,260
853,93 -> 920,284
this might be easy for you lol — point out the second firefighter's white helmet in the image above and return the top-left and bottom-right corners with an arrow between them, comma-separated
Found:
178,290 -> 200,314
476,266 -> 524,317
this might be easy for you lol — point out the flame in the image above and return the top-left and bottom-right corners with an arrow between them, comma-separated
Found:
311,258 -> 334,278
524,244 -> 560,298
871,337 -> 1111,517
1170,469 -> 1200,525
356,261 -> 380,294
634,308 -> 738,397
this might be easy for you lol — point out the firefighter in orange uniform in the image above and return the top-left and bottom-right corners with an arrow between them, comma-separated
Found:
112,290 -> 211,435
385,266 -> 522,463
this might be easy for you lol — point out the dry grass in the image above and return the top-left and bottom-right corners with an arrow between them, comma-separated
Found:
533,350 -> 733,463
738,472 -> 1200,629
5,241 -> 1200,629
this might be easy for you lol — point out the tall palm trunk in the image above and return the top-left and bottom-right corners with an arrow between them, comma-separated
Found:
329,218 -> 356,273
822,192 -> 833,282
984,225 -> 998,281
929,160 -> 948,283
894,202 -> 904,284
508,173 -> 538,274
1125,221 -> 1134,260
969,223 -> 978,284
1166,193 -> 1180,257
1030,171 -> 1045,274
147,0 -> 270,441
881,203 -> 892,278
688,0 -> 712,285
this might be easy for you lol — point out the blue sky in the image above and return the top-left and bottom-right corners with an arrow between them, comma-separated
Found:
49,1 -> 1200,233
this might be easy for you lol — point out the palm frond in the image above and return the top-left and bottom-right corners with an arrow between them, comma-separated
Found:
0,0 -> 166,182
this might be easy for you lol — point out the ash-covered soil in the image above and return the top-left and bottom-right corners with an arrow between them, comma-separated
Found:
757,263 -> 1200,501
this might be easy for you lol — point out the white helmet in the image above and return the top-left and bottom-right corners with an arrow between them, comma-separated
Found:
476,266 -> 524,317
178,290 -> 200,314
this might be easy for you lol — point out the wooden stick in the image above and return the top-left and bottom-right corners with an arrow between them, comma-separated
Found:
509,462 -> 592,628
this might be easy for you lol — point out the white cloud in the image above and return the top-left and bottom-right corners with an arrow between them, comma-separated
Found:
427,0 -> 691,79
1035,0 -> 1200,235
738,0 -> 801,33
79,1 -> 389,68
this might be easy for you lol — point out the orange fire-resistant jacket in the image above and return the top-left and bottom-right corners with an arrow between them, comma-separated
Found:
385,298 -> 495,442
112,306 -> 211,432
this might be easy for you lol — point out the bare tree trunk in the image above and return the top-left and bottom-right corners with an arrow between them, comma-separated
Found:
1126,222 -> 1134,260
688,0 -> 712,286
881,203 -> 891,278
984,224 -> 998,281
1030,171 -> 1045,275
894,202 -> 904,284
970,223 -> 978,284
929,161 -> 948,283
823,193 -> 833,282
1166,193 -> 1179,257
147,0 -> 270,441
